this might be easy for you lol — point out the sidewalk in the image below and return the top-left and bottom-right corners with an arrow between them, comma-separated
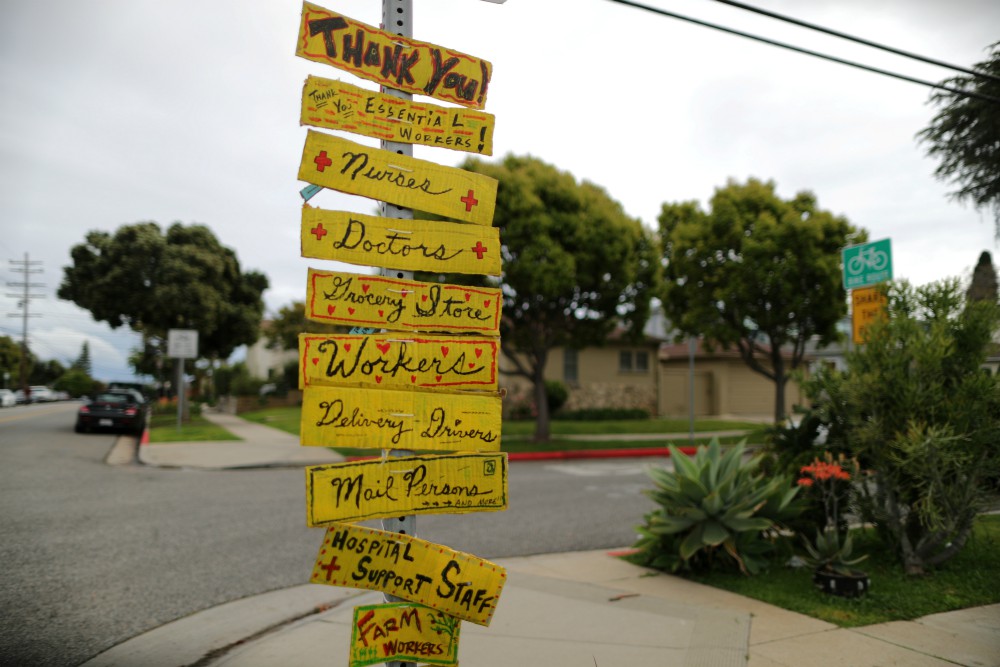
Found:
106,413 -> 1000,667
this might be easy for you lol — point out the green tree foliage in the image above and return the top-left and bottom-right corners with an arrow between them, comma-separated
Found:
265,301 -> 347,351
804,280 -> 1000,575
71,341 -> 92,376
459,154 -> 660,441
29,359 -> 65,386
918,43 -> 1000,234
967,250 -> 998,303
658,178 -> 860,422
53,368 -> 101,398
0,335 -> 28,388
58,222 -> 269,366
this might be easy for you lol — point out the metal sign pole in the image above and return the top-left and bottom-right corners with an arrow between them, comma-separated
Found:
380,2 -> 415,666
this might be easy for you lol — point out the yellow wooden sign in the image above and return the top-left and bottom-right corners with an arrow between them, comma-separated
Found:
299,333 -> 499,391
350,603 -> 460,667
311,523 -> 506,626
852,286 -> 887,344
298,131 -> 497,226
302,206 -> 501,276
300,385 -> 501,452
302,76 -> 495,155
306,268 -> 501,335
306,452 -> 508,525
296,2 -> 492,109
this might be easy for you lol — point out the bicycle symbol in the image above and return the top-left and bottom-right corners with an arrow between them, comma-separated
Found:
847,246 -> 888,274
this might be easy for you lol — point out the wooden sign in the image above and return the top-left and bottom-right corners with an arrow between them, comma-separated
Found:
302,76 -> 495,155
852,286 -> 887,344
300,385 -> 501,452
306,452 -> 508,525
298,131 -> 497,226
299,333 -> 499,391
310,523 -> 506,626
350,603 -> 460,667
296,2 -> 492,109
305,268 -> 501,335
302,206 -> 501,276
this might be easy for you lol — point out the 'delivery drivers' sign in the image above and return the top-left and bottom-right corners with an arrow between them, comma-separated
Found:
298,332 -> 500,391
298,130 -> 497,225
302,76 -> 495,155
305,268 -> 501,335
310,523 -> 506,626
302,206 -> 501,276
296,2 -> 492,109
300,384 -> 501,451
305,452 -> 508,525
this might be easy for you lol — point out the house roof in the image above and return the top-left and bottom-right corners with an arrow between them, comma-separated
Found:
659,338 -> 811,362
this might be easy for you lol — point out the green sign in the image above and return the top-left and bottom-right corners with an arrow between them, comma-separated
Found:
842,238 -> 892,290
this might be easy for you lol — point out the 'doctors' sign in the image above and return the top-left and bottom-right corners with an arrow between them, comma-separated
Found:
842,238 -> 892,290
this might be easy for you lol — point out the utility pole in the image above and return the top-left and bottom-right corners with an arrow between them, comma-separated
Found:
7,253 -> 44,393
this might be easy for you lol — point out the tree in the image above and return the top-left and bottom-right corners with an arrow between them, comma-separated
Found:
967,251 -> 998,303
265,301 -> 347,351
459,154 -> 660,441
29,359 -> 65,386
53,368 -> 101,398
0,336 -> 28,389
58,222 -> 269,367
804,280 -> 1000,575
658,178 -> 860,423
71,341 -> 92,376
918,43 -> 1000,234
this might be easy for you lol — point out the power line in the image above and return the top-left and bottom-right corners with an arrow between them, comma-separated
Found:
708,0 -> 1000,85
603,0 -> 1000,105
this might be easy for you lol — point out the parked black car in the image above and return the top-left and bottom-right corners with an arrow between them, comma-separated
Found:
75,391 -> 147,434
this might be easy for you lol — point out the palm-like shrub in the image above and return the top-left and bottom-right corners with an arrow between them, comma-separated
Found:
629,439 -> 803,575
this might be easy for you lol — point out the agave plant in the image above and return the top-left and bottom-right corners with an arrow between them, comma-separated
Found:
630,439 -> 804,575
801,528 -> 868,576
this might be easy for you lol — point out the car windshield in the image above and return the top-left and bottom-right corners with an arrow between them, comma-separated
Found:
95,393 -> 134,403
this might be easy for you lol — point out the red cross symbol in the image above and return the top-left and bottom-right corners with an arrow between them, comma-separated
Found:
460,189 -> 479,212
319,556 -> 341,581
471,241 -> 488,260
311,223 -> 328,241
314,150 -> 333,172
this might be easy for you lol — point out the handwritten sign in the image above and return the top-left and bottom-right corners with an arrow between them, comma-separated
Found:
299,333 -> 499,391
302,76 -> 495,155
305,268 -> 501,335
299,131 -> 497,226
306,452 -> 508,525
350,603 -> 460,667
852,286 -> 887,344
310,523 -> 506,625
302,206 -> 501,276
296,2 -> 492,109
300,385 -> 501,452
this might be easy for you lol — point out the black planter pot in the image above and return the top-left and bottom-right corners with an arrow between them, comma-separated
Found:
813,569 -> 870,598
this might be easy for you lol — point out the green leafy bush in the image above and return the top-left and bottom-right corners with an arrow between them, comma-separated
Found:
629,439 -> 804,575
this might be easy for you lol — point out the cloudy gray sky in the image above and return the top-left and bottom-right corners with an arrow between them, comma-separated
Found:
1,0 -> 997,382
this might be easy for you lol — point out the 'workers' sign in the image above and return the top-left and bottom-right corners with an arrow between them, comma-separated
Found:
310,523 -> 506,625
296,2 -> 492,109
349,603 -> 460,667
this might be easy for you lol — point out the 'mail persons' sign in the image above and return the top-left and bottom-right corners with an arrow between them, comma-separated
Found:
300,384 -> 501,451
302,206 -> 501,276
298,333 -> 500,391
302,76 -> 495,155
350,603 -> 460,667
298,131 -> 497,225
305,268 -> 501,335
305,452 -> 508,525
310,522 -> 506,626
296,2 -> 492,109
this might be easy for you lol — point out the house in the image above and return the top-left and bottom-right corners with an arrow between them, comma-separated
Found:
244,321 -> 296,381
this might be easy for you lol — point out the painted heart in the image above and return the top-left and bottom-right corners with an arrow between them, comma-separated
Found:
410,375 -> 417,383
421,294 -> 428,301
348,307 -> 355,315
343,343 -> 351,352
475,348 -> 483,358
376,343 -> 390,355
484,300 -> 491,308
327,305 -> 336,315
375,376 -> 383,384
378,310 -> 384,317
362,284 -> 370,293
464,292 -> 471,301
435,375 -> 442,382
311,357 -> 319,366
441,346 -> 449,357
469,362 -> 476,369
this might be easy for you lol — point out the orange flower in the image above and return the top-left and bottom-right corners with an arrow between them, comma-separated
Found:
797,477 -> 814,487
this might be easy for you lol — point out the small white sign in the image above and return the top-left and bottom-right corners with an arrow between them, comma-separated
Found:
167,329 -> 199,359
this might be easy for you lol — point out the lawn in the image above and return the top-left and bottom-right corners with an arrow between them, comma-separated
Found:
679,515 -> 1000,627
146,411 -> 241,443
238,405 -> 768,455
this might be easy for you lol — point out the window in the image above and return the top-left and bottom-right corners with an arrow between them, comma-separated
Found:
619,350 -> 633,372
564,349 -> 579,384
619,350 -> 650,373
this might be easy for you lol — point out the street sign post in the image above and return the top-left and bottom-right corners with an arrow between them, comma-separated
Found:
167,329 -> 198,430
842,238 -> 892,290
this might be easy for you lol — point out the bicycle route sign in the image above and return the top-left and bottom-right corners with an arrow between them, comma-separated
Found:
842,238 -> 892,290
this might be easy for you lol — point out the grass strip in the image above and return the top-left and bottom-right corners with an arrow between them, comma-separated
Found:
147,412 -> 242,443
682,515 -> 1000,627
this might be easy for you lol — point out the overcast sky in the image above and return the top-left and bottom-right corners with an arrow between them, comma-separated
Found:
1,0 -> 998,382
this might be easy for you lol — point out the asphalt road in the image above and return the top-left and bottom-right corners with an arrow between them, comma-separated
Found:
0,403 -> 660,666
